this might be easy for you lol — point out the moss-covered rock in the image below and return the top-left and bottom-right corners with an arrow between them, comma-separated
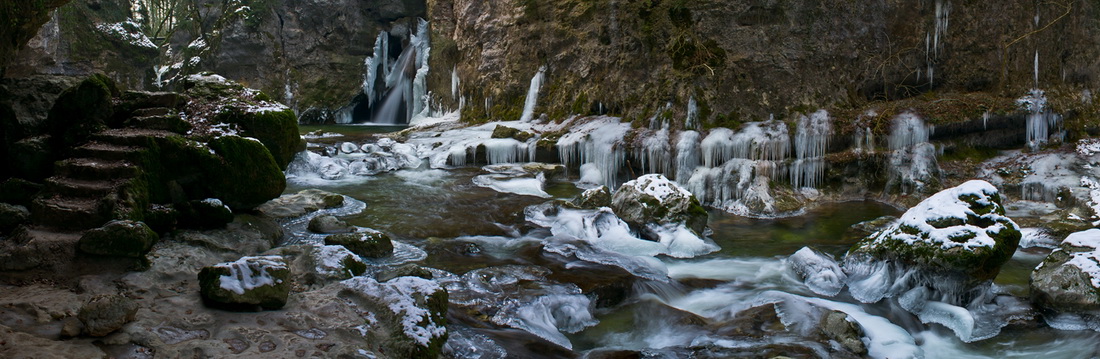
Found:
1030,229 -> 1100,314
218,107 -> 301,170
341,276 -> 448,359
77,294 -> 138,337
574,185 -> 611,209
325,229 -> 394,258
491,125 -> 534,142
77,220 -> 158,258
46,74 -> 118,148
611,174 -> 708,236
847,180 -> 1021,285
198,255 -> 290,310
280,244 -> 366,287
206,136 -> 286,211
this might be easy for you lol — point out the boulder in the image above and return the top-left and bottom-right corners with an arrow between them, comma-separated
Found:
198,255 -> 291,310
491,125 -> 534,142
174,198 -> 233,230
1030,228 -> 1100,313
77,220 -> 159,258
340,276 -> 449,358
0,203 -> 30,234
575,185 -> 611,209
257,189 -> 345,219
207,136 -> 286,210
281,244 -> 366,286
77,294 -> 139,337
610,174 -> 708,235
308,214 -> 354,234
46,74 -> 118,148
846,180 -> 1021,285
325,229 -> 394,258
9,135 -> 54,180
819,310 -> 867,355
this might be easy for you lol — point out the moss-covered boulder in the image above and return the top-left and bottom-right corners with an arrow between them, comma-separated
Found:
198,255 -> 290,310
341,276 -> 448,359
326,229 -> 394,258
175,198 -> 233,230
207,136 -> 286,211
280,244 -> 366,287
77,220 -> 158,258
847,180 -> 1021,286
611,174 -> 708,235
574,185 -> 611,209
218,107 -> 301,170
77,294 -> 138,337
1030,229 -> 1100,314
46,74 -> 118,148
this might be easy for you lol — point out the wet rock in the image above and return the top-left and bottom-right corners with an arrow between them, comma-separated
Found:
376,264 -> 434,282
574,185 -> 611,209
843,215 -> 898,242
307,214 -> 353,234
1030,229 -> 1100,313
0,203 -> 30,234
846,180 -> 1021,291
78,294 -> 139,337
78,220 -> 159,258
716,303 -> 786,338
819,310 -> 867,355
324,229 -> 393,258
174,198 -> 233,230
59,317 -> 83,338
611,174 -> 708,236
173,214 -> 281,255
257,189 -> 344,219
198,256 -> 290,310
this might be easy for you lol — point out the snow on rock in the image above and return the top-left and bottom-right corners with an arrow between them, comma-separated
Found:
471,164 -> 556,198
844,180 -> 1021,301
95,21 -> 157,49
611,174 -> 709,237
1031,228 -> 1100,314
342,276 -> 448,350
198,256 -> 291,309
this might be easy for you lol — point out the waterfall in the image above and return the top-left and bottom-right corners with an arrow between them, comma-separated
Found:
356,19 -> 432,125
673,131 -> 701,182
451,66 -> 459,101
519,66 -> 547,122
790,110 -> 831,189
557,117 -> 631,188
684,96 -> 699,130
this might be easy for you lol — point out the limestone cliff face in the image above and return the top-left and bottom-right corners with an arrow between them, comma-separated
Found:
428,0 -> 1100,125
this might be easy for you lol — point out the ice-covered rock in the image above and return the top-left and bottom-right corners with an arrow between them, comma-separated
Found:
574,185 -> 611,209
1031,229 -> 1100,314
280,244 -> 366,287
611,174 -> 708,236
846,180 -> 1021,289
787,247 -> 847,296
198,256 -> 290,310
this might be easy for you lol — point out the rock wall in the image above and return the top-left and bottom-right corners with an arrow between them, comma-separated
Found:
428,0 -> 1100,125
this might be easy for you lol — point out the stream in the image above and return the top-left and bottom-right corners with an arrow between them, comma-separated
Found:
286,125 -> 1100,359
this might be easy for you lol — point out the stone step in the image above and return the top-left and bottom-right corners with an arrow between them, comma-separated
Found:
43,176 -> 120,198
55,158 -> 138,181
132,107 -> 173,117
92,128 -> 177,147
73,142 -> 145,162
30,195 -> 109,230
125,115 -> 192,134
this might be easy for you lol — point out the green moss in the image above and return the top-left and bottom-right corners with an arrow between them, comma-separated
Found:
47,74 -> 118,148
77,220 -> 159,258
207,136 -> 286,210
198,258 -> 291,310
217,107 -> 300,169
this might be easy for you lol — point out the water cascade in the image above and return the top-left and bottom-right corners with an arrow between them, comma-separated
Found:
518,66 -> 546,122
352,19 -> 432,125
1019,89 -> 1064,151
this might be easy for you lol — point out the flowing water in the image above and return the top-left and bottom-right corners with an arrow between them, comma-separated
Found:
286,125 -> 1100,359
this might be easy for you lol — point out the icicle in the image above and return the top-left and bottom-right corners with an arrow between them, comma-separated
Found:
1019,89 -> 1064,151
557,117 -> 631,188
888,113 -> 932,150
674,131 -> 700,182
790,110 -> 831,189
685,97 -> 699,130
451,66 -> 460,101
633,124 -> 671,175
1034,50 -> 1039,88
519,66 -> 547,122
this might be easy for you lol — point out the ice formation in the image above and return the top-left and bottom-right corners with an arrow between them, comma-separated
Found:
518,66 -> 546,122
887,113 -> 938,194
790,110 -> 831,189
557,116 -> 632,188
1018,89 -> 1064,151
787,247 -> 847,296
343,276 -> 447,347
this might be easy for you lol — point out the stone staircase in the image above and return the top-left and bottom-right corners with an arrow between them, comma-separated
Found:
30,106 -> 186,232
